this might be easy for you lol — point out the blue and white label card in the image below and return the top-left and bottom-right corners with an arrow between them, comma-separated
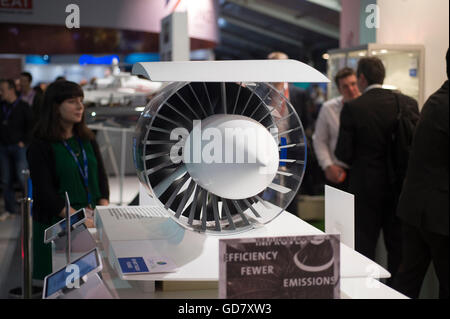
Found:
118,257 -> 149,274
118,256 -> 177,275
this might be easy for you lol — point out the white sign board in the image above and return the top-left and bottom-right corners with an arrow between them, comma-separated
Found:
219,234 -> 341,299
160,11 -> 190,61
325,185 -> 354,249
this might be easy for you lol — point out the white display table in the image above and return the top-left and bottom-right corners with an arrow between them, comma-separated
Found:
97,208 -> 391,281
90,205 -> 407,299
52,205 -> 408,299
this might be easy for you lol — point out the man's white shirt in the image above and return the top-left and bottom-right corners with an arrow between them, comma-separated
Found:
364,84 -> 383,93
312,96 -> 349,170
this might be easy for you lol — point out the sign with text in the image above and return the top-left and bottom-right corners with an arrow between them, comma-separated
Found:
117,255 -> 177,275
0,0 -> 217,43
325,185 -> 354,249
219,235 -> 340,299
0,0 -> 33,10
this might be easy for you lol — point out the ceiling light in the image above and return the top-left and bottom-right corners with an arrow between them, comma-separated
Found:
218,17 -> 227,28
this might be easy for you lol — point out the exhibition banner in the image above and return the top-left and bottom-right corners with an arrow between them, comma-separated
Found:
219,234 -> 340,299
0,0 -> 218,42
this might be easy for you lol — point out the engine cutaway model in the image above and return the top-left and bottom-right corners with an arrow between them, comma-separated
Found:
132,60 -> 329,234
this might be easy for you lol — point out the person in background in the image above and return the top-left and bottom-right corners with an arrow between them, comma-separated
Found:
33,83 -> 44,97
334,57 -> 419,286
313,67 -> 360,190
393,49 -> 449,299
54,76 -> 66,82
36,82 -> 48,94
27,80 -> 109,281
308,84 -> 326,131
0,79 -> 33,221
19,71 -> 43,122
14,78 -> 21,94
19,72 -> 40,108
266,52 -> 317,207
267,52 -> 311,131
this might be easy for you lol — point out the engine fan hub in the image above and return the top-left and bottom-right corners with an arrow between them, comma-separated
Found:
183,114 -> 279,200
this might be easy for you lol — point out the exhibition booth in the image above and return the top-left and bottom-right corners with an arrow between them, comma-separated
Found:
37,59 -> 407,300
0,0 -> 448,302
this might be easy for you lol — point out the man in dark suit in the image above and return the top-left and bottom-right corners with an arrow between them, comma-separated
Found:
334,57 -> 419,285
392,50 -> 449,299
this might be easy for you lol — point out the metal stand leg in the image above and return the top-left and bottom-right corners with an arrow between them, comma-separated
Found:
102,129 -> 120,178
21,169 -> 33,299
120,130 -> 127,206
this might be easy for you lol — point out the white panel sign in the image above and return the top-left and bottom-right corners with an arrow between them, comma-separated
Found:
325,185 -> 355,249
160,11 -> 190,61
132,60 -> 330,83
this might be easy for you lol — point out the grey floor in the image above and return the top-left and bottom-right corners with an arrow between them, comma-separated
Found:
0,212 -> 21,299
0,175 -> 139,299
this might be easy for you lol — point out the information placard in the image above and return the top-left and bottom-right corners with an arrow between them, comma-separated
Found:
117,255 -> 177,275
219,234 -> 340,299
325,185 -> 354,249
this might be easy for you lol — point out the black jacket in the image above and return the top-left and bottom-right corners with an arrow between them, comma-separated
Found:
335,88 -> 419,206
289,85 -> 310,131
26,138 -> 110,224
396,81 -> 449,236
0,98 -> 33,145
30,90 -> 44,124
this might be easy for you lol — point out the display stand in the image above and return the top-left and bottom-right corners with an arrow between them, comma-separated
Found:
45,248 -> 113,299
65,192 -> 71,264
8,170 -> 42,299
325,185 -> 355,249
51,190 -> 408,299
52,225 -> 97,272
97,207 -> 390,281
92,205 -> 407,299
48,273 -> 113,299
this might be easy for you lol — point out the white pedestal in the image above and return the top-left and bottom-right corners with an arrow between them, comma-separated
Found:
51,198 -> 408,299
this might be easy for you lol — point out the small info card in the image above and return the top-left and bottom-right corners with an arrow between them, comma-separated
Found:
219,234 -> 340,299
118,256 -> 177,275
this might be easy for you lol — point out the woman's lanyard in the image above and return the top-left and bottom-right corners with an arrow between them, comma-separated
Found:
2,99 -> 19,125
62,138 -> 93,207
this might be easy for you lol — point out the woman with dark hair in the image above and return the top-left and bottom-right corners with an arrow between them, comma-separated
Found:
27,80 -> 109,281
